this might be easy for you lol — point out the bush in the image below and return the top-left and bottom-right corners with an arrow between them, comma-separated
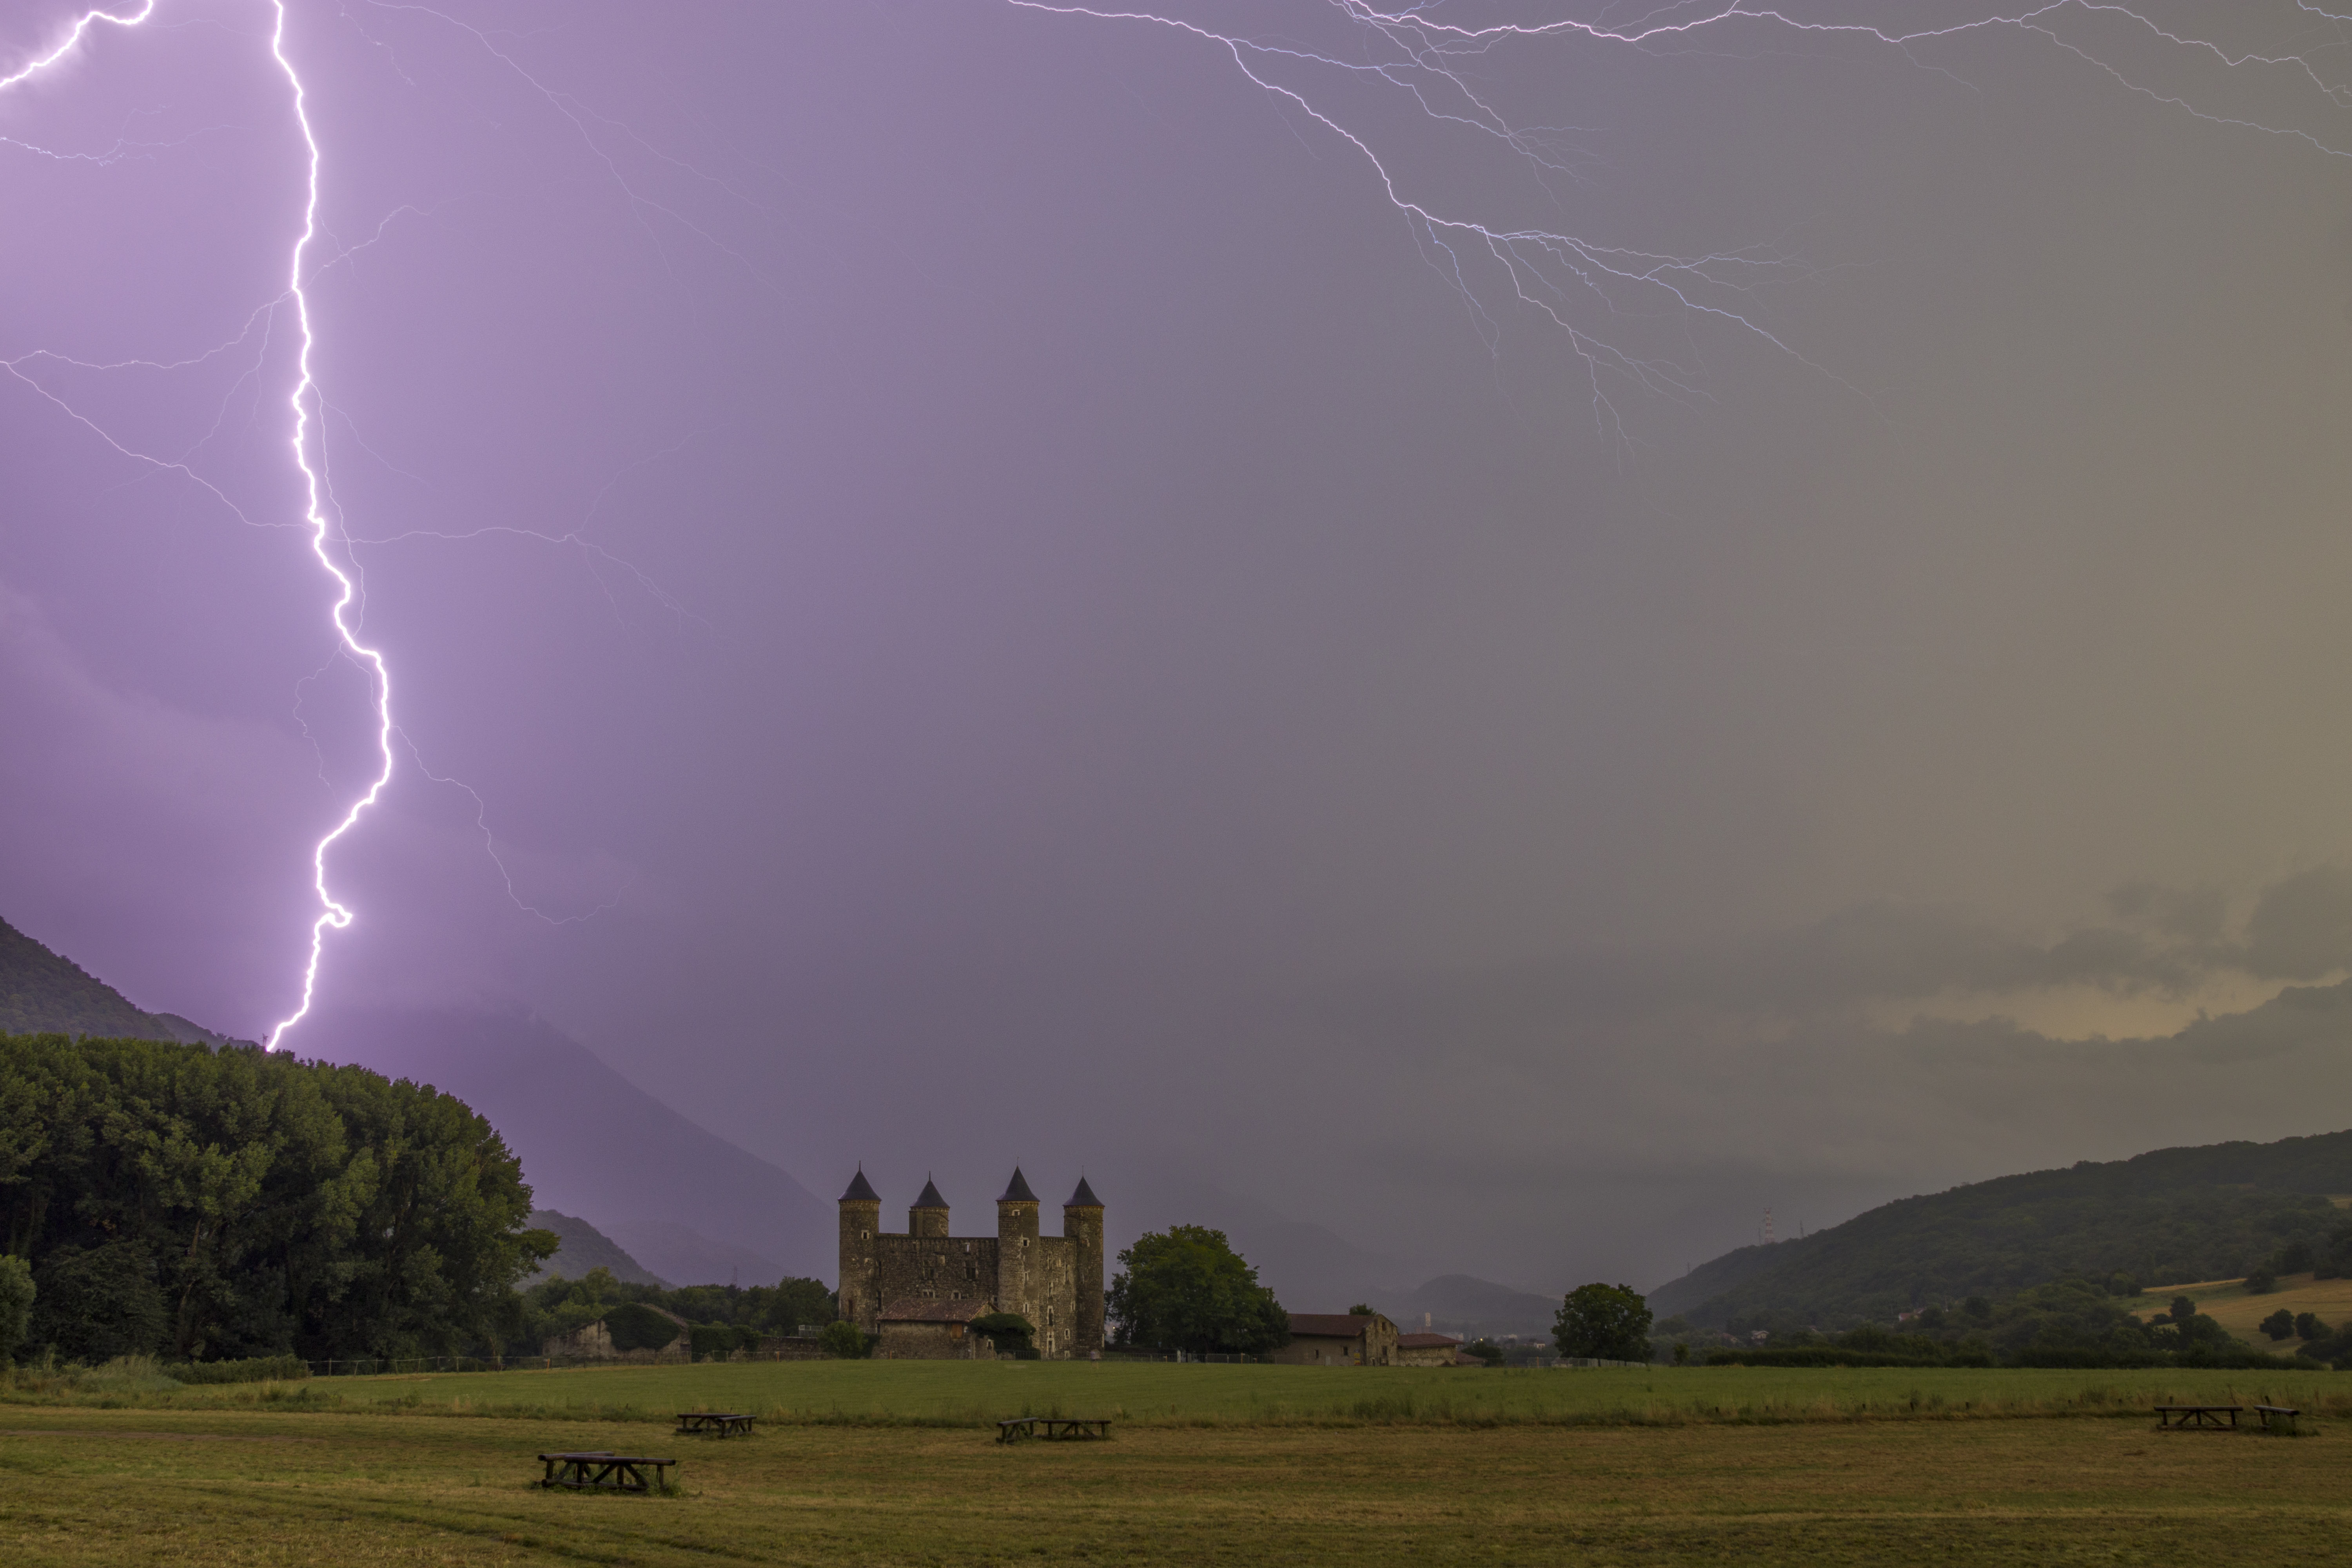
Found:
2244,1271 -> 2279,1295
0,1256 -> 33,1364
602,1301 -> 681,1353
2260,1308 -> 2296,1341
166,1356 -> 309,1384
817,1319 -> 873,1359
2295,1312 -> 2329,1341
970,1312 -> 1035,1357
31,1241 -> 167,1362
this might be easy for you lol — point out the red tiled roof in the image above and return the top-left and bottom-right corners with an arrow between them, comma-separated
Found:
877,1297 -> 992,1323
1287,1314 -> 1380,1339
1395,1333 -> 1460,1349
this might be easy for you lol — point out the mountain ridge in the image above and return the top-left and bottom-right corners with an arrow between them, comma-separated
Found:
0,915 -> 235,1045
1648,1118 -> 2352,1327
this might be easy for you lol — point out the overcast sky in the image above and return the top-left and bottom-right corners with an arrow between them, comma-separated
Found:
6,0 -> 2352,1293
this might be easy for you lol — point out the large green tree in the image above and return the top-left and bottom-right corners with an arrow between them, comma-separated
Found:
1107,1225 -> 1289,1355
0,1033 -> 554,1361
1554,1282 -> 1653,1361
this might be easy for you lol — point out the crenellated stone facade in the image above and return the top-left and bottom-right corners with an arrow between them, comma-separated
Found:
836,1167 -> 1104,1359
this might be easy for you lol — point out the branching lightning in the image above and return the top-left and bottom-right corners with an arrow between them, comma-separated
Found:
6,2 -> 2348,1047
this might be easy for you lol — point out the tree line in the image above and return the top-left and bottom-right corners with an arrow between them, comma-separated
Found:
1,1033 -> 552,1364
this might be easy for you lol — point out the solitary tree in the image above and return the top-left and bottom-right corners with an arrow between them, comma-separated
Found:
2260,1307 -> 2296,1341
1553,1283 -> 1652,1362
1108,1225 -> 1289,1355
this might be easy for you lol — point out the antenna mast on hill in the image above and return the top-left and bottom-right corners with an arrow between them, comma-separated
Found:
1762,1207 -> 1775,1246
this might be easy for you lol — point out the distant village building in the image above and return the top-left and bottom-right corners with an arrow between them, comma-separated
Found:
838,1167 -> 1105,1359
542,1305 -> 691,1361
1394,1331 -> 1465,1367
1264,1311 -> 1401,1366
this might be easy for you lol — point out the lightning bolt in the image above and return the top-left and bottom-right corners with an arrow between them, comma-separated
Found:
255,0 -> 391,1051
8,2 -> 2347,1052
3,4 -> 382,1051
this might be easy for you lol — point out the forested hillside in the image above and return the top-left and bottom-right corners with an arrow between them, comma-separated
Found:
528,1209 -> 668,1288
0,1032 -> 554,1362
1650,1129 -> 2352,1330
0,917 -> 229,1044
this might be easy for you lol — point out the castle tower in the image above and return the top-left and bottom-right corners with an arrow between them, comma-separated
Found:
838,1167 -> 883,1332
911,1176 -> 950,1238
1064,1176 -> 1105,1353
995,1166 -> 1040,1326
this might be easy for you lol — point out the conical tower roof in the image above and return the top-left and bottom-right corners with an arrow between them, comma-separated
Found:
998,1167 -> 1038,1203
913,1177 -> 948,1209
1065,1176 -> 1102,1209
840,1167 -> 880,1203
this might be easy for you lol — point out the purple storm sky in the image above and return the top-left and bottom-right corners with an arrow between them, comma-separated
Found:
6,0 -> 2352,1292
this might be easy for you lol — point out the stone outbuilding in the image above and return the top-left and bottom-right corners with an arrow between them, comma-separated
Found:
1263,1311 -> 1401,1366
541,1305 -> 691,1362
874,1297 -> 997,1359
1394,1332 -> 1464,1367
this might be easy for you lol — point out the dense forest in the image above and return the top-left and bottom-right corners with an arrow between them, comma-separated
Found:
1651,1129 -> 2352,1328
1,1032 -> 554,1363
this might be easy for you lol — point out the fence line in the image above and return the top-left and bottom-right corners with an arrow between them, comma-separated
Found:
303,1350 -> 844,1376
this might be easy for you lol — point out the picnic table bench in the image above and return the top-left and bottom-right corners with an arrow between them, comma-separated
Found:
2255,1404 -> 2300,1431
675,1411 -> 757,1438
996,1417 -> 1112,1443
537,1451 -> 677,1492
2154,1405 -> 2243,1430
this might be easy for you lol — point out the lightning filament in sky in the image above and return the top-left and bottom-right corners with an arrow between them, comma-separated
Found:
3,2 -> 388,1050
260,0 -> 392,1051
7,1 -> 2350,1048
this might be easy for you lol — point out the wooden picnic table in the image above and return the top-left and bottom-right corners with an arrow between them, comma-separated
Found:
675,1411 -> 758,1438
996,1417 -> 1112,1443
537,1450 -> 677,1492
2154,1405 -> 2243,1430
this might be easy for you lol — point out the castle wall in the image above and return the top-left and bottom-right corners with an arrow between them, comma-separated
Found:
874,1233 -> 999,1316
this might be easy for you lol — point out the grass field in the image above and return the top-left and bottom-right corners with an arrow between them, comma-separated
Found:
9,1358 -> 2350,1430
2122,1273 -> 2352,1349
1,1388 -> 2345,1565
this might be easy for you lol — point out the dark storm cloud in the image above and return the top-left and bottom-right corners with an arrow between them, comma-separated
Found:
2242,867 -> 2352,980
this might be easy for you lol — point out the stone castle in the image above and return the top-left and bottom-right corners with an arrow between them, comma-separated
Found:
838,1167 -> 1104,1358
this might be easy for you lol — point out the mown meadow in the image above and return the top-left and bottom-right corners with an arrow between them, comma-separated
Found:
2,1361 -> 2345,1564
0,1396 -> 2344,1566
9,1356 -> 2347,1429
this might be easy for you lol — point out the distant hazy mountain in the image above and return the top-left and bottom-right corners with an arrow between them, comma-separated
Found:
527,1208 -> 670,1288
306,1005 -> 837,1283
1648,1123 -> 2352,1327
0,915 -> 234,1045
600,1218 -> 785,1288
1109,1169 -> 1425,1314
1379,1274 -> 1560,1339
